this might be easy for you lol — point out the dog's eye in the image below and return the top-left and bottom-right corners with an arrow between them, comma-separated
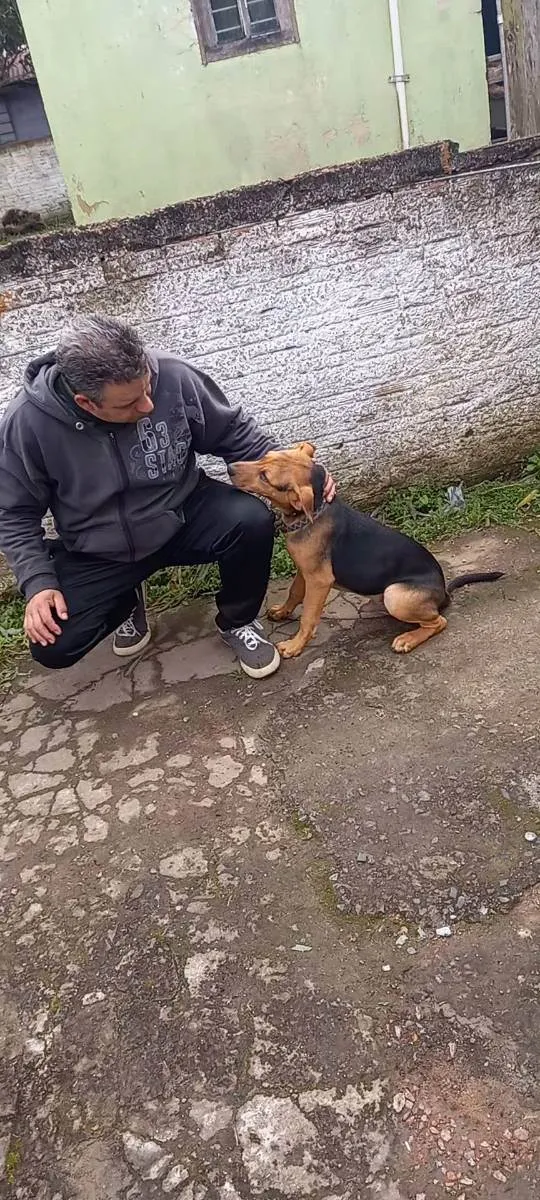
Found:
259,470 -> 269,484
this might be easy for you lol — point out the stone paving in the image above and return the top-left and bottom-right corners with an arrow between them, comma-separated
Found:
0,527 -> 539,1200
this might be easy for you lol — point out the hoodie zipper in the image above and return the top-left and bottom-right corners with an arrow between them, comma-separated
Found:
108,431 -> 136,560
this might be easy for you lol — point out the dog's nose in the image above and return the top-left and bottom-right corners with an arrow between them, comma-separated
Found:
227,463 -> 237,478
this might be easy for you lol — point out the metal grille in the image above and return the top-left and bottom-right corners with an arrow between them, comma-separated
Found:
246,0 -> 279,37
209,0 -> 279,44
209,1 -> 243,43
0,97 -> 16,145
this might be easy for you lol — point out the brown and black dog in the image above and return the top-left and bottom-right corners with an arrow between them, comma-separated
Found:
228,443 -> 502,659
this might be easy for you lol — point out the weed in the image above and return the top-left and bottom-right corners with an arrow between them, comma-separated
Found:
523,449 -> 540,482
0,578 -> 26,691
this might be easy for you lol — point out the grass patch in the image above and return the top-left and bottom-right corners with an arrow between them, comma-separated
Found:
374,476 -> 540,544
145,534 -> 294,614
0,578 -> 26,692
1,456 -> 538,693
0,210 -> 75,247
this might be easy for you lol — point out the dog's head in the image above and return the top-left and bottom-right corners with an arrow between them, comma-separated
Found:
228,443 -> 325,521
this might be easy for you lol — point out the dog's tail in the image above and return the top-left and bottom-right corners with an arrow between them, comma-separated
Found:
447,571 -> 504,595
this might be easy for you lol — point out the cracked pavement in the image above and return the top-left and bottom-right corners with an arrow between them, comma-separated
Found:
0,526 -> 539,1200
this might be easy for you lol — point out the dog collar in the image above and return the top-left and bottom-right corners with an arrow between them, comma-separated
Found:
282,499 -> 329,535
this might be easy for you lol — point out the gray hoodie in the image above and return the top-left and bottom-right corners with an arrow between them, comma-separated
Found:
0,351 -> 276,600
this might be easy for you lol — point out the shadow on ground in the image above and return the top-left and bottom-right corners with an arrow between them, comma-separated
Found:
0,527 -> 539,1199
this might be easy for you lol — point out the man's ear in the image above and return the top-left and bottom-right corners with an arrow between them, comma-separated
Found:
74,393 -> 96,415
294,442 -> 316,459
290,483 -> 315,520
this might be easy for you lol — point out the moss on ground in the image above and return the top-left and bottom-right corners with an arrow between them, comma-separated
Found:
4,1140 -> 22,1186
486,786 -> 540,836
1,456 -> 538,692
312,862 -> 407,936
290,809 -> 319,841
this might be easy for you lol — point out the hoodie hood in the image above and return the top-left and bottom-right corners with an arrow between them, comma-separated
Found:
23,352 -> 77,426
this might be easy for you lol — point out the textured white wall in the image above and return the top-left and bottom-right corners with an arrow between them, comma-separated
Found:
0,137 -> 70,219
1,165 -> 539,500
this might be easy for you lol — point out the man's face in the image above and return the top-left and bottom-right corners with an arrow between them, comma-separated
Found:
75,370 -> 154,424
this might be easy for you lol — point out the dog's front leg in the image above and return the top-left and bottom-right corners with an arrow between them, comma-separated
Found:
277,573 -> 333,658
267,572 -> 305,622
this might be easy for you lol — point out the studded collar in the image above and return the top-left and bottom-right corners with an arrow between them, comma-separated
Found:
281,499 -> 329,536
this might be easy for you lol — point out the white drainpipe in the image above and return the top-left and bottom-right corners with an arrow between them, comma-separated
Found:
495,0 -> 512,139
388,0 -> 410,150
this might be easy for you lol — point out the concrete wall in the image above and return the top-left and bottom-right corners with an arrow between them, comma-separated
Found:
0,137 -> 70,219
1,146 -> 539,500
16,0 -> 490,224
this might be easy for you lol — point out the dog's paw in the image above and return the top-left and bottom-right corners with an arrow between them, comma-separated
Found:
391,633 -> 414,654
267,604 -> 291,622
277,638 -> 304,659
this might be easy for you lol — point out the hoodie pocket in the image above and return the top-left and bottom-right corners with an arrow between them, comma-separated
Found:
67,508 -> 185,561
130,508 -> 186,559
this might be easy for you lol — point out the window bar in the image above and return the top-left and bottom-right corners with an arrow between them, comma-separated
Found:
246,1 -> 279,36
210,1 -> 245,43
237,0 -> 253,37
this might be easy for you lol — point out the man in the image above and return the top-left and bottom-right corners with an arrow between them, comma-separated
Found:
0,315 -> 334,679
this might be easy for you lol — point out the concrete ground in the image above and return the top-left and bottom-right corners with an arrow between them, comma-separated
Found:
0,526 -> 539,1200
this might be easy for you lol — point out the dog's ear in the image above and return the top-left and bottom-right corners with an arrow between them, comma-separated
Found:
310,461 -> 326,510
294,442 -> 316,459
290,483 -> 315,520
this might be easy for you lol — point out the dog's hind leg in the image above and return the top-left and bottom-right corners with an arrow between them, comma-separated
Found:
383,582 -> 447,654
267,572 -> 305,622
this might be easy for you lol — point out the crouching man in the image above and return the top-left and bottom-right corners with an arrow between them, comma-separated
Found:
0,315 -> 334,679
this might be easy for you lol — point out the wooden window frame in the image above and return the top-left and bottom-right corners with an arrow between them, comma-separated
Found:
191,0 -> 299,65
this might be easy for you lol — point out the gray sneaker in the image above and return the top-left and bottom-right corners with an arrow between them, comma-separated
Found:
219,619 -> 280,679
113,585 -> 151,657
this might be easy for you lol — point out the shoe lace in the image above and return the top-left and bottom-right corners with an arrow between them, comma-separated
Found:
116,616 -> 137,638
233,623 -> 264,652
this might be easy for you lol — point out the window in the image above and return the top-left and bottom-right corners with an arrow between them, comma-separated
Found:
0,96 -> 17,145
192,0 -> 298,64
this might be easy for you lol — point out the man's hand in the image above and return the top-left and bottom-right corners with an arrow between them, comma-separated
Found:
323,471 -> 336,503
24,589 -> 68,646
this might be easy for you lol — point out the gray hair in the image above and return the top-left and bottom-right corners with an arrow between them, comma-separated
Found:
56,314 -> 147,402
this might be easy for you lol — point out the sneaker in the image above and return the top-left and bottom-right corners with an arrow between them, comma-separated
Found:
219,619 -> 280,679
113,584 -> 151,657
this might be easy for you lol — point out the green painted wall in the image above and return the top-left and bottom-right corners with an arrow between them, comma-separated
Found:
400,0 -> 490,149
17,0 -> 490,225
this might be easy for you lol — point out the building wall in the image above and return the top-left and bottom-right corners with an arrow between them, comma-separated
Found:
17,0 -> 490,225
0,137 -> 70,219
1,160 -> 538,500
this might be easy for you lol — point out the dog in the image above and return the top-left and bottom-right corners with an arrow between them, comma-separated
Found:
228,443 -> 503,659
